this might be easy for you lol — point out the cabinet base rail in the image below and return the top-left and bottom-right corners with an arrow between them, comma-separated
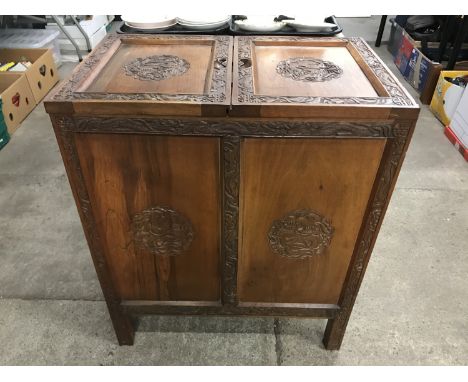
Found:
121,300 -> 339,318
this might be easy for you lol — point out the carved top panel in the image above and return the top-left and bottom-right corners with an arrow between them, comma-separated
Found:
233,36 -> 417,108
45,35 -> 418,119
47,34 -> 232,109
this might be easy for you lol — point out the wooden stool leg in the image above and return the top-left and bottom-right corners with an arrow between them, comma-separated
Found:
108,304 -> 135,346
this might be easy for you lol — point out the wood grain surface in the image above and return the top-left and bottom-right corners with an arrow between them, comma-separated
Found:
252,44 -> 378,98
74,133 -> 221,301
238,138 -> 386,304
85,41 -> 215,95
231,37 -> 419,119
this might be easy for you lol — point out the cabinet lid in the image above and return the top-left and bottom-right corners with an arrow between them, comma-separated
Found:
45,34 -> 233,117
231,36 -> 418,118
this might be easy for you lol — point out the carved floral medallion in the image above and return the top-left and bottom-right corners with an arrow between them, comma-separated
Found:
131,206 -> 194,256
268,209 -> 334,259
123,54 -> 190,81
276,57 -> 343,82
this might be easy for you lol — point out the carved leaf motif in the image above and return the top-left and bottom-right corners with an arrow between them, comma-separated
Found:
123,55 -> 190,81
268,209 -> 334,259
131,206 -> 194,256
276,57 -> 343,82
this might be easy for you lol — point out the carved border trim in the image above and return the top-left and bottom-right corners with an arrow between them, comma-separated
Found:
51,115 -> 134,344
221,137 -> 240,305
68,116 -> 394,138
236,36 -> 414,106
52,34 -> 230,103
323,120 -> 414,349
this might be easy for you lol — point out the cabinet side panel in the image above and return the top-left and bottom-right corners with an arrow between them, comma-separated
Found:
74,133 -> 221,301
238,138 -> 386,304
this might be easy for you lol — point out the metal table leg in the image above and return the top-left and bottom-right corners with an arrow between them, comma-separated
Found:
51,15 -> 83,62
375,15 -> 387,47
70,15 -> 92,52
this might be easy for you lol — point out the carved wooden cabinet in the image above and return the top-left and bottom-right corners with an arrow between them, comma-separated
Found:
45,34 -> 419,350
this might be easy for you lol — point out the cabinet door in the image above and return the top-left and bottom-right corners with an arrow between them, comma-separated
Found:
75,134 -> 221,301
238,138 -> 386,305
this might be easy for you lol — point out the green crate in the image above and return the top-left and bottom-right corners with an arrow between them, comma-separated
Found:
0,99 -> 11,150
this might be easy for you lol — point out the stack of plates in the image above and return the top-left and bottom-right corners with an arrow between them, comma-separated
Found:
234,16 -> 286,32
176,15 -> 231,30
284,16 -> 338,32
121,15 -> 177,30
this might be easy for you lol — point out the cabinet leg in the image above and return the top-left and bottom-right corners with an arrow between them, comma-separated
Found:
322,315 -> 348,351
109,305 -> 135,346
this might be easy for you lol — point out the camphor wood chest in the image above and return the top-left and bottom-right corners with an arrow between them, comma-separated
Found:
45,34 -> 419,350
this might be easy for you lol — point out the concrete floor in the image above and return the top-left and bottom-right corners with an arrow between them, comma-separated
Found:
0,17 -> 467,365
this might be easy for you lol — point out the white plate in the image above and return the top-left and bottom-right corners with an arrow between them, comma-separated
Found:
177,20 -> 230,27
178,22 -> 229,31
124,21 -> 176,30
177,18 -> 230,30
285,20 -> 337,32
177,15 -> 230,24
235,19 -> 285,32
121,15 -> 177,29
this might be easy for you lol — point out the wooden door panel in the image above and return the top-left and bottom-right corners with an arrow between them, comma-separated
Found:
75,133 -> 221,301
238,138 -> 386,304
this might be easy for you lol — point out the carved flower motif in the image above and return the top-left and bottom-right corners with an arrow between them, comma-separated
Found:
276,57 -> 343,82
131,206 -> 194,256
268,209 -> 334,259
123,54 -> 190,81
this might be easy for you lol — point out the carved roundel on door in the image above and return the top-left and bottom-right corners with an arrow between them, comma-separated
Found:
123,54 -> 190,81
131,206 -> 194,256
276,57 -> 343,82
268,209 -> 334,259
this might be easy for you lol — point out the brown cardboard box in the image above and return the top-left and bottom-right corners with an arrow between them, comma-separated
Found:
0,48 -> 58,104
388,19 -> 442,104
0,72 -> 36,135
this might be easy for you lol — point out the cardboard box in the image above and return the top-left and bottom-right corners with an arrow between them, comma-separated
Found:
449,84 -> 468,149
395,34 -> 414,76
0,29 -> 61,67
404,47 -> 443,104
0,72 -> 35,135
430,71 -> 468,126
0,47 -> 59,104
388,18 -> 405,59
389,17 -> 468,62
444,126 -> 468,161
389,19 -> 442,104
